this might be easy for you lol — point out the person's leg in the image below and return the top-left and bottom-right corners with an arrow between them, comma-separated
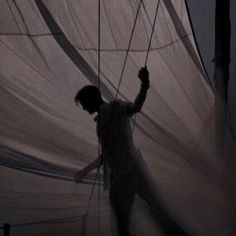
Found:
109,176 -> 135,236
135,172 -> 189,236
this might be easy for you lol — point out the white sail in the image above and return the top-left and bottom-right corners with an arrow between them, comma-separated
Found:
0,1 -> 235,235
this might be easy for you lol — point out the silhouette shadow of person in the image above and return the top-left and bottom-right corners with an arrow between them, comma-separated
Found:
74,67 -> 190,236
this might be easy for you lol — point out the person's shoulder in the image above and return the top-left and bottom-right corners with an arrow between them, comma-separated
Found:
108,99 -> 122,106
110,99 -> 134,116
110,99 -> 130,108
114,99 -> 124,105
113,99 -> 132,105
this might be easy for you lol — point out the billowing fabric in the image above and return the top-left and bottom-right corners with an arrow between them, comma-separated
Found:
0,0 -> 236,235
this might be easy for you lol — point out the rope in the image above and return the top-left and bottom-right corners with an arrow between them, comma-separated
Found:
132,0 -> 161,134
98,0 -> 101,89
144,0 -> 161,66
82,1 -> 102,235
115,0 -> 143,98
97,1 -> 101,235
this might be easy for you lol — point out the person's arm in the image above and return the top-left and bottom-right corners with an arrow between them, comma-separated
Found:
126,66 -> 150,116
74,156 -> 102,183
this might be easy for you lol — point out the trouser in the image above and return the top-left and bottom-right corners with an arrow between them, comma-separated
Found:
109,170 -> 189,236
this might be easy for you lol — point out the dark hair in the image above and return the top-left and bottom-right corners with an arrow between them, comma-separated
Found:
75,85 -> 102,105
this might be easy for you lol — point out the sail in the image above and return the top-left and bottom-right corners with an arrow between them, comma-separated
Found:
0,0 -> 235,235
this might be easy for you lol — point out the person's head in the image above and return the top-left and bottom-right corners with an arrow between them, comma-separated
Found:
75,85 -> 103,114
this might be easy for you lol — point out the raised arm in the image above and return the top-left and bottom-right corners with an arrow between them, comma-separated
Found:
126,66 -> 150,116
74,155 -> 102,183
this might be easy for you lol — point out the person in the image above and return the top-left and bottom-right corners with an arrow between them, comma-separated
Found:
74,67 -> 189,236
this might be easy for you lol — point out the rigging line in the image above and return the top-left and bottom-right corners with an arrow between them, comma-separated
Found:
144,0 -> 161,66
98,0 -> 101,89
115,0 -> 143,98
124,49 -> 195,136
83,1 -> 102,235
142,2 -> 205,123
132,0 -> 161,134
137,2 -> 210,137
143,1 -> 211,122
97,0 -> 101,235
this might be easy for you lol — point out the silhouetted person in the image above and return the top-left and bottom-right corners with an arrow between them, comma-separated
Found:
74,67 -> 189,236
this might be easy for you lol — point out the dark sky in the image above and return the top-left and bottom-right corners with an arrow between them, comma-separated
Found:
187,0 -> 236,133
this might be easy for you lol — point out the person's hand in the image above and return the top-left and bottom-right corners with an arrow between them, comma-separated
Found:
74,169 -> 87,183
138,66 -> 149,89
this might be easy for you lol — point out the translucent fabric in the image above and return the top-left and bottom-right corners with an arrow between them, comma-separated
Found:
0,0 -> 235,235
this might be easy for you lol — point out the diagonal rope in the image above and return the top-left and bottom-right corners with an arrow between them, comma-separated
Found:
143,0 -> 161,67
115,0 -> 143,98
132,0 -> 161,134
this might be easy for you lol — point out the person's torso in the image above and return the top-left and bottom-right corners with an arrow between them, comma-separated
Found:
95,100 -> 140,178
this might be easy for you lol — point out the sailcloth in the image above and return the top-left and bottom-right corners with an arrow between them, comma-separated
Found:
0,0 -> 235,235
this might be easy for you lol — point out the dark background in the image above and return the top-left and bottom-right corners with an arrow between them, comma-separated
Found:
187,0 -> 236,133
